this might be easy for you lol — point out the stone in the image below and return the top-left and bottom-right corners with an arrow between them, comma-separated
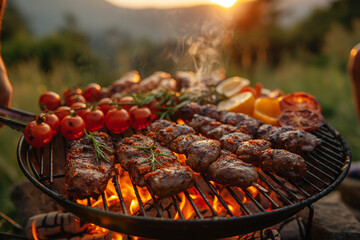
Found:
338,177 -> 360,209
299,191 -> 360,240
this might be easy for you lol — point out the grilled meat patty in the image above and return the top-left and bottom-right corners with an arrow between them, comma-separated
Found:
257,124 -> 321,154
261,149 -> 307,179
117,134 -> 195,198
220,132 -> 252,154
236,139 -> 272,166
207,151 -> 259,187
65,132 -> 115,200
169,134 -> 206,154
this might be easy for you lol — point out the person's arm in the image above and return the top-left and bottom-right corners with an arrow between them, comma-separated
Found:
0,0 -> 12,109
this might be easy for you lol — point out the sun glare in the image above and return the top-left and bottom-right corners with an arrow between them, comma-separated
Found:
211,0 -> 237,8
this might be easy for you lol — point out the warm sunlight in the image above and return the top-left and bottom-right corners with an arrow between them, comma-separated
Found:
211,0 -> 237,8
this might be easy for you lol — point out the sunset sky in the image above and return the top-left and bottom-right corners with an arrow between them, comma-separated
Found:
105,0 -> 245,9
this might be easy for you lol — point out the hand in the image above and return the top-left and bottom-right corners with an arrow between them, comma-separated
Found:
0,56 -> 12,127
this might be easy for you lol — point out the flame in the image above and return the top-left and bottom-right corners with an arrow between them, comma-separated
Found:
31,220 -> 39,240
211,0 -> 237,8
74,153 -> 270,238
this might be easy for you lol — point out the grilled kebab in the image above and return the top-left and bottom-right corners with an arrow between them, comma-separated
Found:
177,102 -> 321,154
145,120 -> 259,188
185,114 -> 307,179
116,134 -> 195,198
65,132 -> 115,200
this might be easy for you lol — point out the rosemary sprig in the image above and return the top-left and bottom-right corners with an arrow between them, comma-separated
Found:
132,142 -> 171,171
84,129 -> 112,163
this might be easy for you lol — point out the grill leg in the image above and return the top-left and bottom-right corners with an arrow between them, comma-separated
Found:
305,205 -> 314,240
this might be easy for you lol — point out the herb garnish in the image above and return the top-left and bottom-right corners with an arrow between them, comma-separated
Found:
84,129 -> 112,163
132,142 -> 171,171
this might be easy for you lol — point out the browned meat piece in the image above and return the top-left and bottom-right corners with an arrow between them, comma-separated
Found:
220,132 -> 252,153
186,139 -> 222,173
236,139 -> 272,166
175,102 -> 201,121
257,124 -> 321,154
199,104 -> 224,121
174,71 -> 194,91
220,112 -> 262,137
260,149 -> 307,179
117,134 -> 195,198
207,151 -> 259,188
145,119 -> 175,139
275,130 -> 322,154
65,132 -> 115,200
156,124 -> 195,146
188,114 -> 241,140
169,134 -> 206,154
145,165 -> 195,198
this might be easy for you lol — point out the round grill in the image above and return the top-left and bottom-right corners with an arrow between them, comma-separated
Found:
17,123 -> 351,239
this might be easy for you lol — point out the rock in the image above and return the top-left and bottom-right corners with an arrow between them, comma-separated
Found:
10,180 -> 63,227
338,177 -> 360,209
299,191 -> 360,240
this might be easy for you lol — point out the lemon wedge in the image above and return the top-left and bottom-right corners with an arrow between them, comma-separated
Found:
216,76 -> 250,98
218,92 -> 255,116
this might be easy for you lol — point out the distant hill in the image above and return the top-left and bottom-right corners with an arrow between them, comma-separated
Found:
11,0 -> 234,43
11,0 -> 333,43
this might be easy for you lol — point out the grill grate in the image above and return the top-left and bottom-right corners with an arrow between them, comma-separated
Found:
17,123 -> 351,239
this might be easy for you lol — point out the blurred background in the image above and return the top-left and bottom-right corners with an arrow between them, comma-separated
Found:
0,0 -> 359,231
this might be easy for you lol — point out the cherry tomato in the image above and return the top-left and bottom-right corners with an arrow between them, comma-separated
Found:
63,87 -> 82,101
71,102 -> 87,117
98,98 -> 114,115
39,91 -> 61,111
278,108 -> 325,132
54,106 -> 71,121
42,113 -> 60,136
82,109 -> 105,132
83,83 -> 102,102
116,96 -> 134,111
129,106 -> 152,130
147,99 -> 161,120
65,94 -> 86,106
24,121 -> 53,147
280,92 -> 322,112
105,108 -> 130,134
60,115 -> 85,140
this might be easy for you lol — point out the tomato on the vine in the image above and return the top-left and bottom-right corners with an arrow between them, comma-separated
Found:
116,96 -> 134,111
105,108 -> 130,134
98,97 -> 114,115
60,115 -> 85,140
280,92 -> 322,112
82,109 -> 105,132
71,102 -> 87,117
147,99 -> 161,120
278,108 -> 324,132
83,83 -> 102,102
65,94 -> 86,106
54,106 -> 71,121
24,120 -> 53,147
63,87 -> 82,101
42,113 -> 60,136
129,106 -> 152,130
39,91 -> 61,111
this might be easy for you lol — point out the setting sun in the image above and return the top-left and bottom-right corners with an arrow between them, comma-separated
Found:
211,0 -> 237,8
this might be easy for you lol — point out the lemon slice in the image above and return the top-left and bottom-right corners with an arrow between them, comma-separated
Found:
216,77 -> 250,97
218,92 -> 255,116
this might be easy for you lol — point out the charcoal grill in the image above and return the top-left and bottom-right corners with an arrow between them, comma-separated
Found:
17,123 -> 351,239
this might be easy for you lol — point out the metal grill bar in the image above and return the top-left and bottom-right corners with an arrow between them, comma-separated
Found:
258,173 -> 294,205
40,148 -> 44,177
308,151 -> 342,171
265,173 -> 302,202
150,193 -> 164,218
305,153 -> 339,175
243,188 -> 266,212
112,176 -> 127,215
305,170 -> 330,186
305,161 -> 336,181
253,185 -> 280,209
102,193 -> 109,211
184,190 -> 203,219
302,178 -> 322,192
49,143 -> 54,184
194,182 -> 218,217
287,180 -> 311,198
202,175 -> 234,217
226,187 -> 252,215
172,196 -> 185,219
131,182 -> 147,217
